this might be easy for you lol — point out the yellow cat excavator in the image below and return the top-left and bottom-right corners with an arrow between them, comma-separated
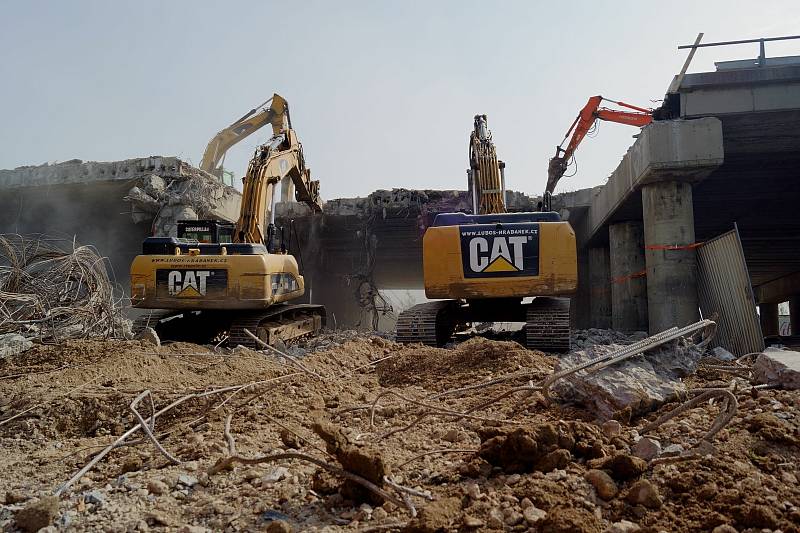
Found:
130,94 -> 324,347
395,115 -> 577,351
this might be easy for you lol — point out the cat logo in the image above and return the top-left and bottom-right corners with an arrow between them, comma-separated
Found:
459,223 -> 540,278
168,270 -> 213,297
469,235 -> 530,273
156,268 -> 227,299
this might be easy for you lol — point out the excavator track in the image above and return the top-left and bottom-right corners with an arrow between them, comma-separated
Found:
228,304 -> 326,349
395,300 -> 459,346
525,297 -> 571,352
131,310 -> 175,336
131,305 -> 325,349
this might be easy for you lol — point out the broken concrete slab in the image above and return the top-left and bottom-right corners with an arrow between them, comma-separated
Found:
0,157 -> 241,291
0,333 -> 33,359
553,341 -> 703,420
753,348 -> 800,389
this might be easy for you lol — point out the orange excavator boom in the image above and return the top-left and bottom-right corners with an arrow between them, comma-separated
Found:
545,96 -> 653,202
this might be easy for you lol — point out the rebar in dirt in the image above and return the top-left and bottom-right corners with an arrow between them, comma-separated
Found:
0,234 -> 126,342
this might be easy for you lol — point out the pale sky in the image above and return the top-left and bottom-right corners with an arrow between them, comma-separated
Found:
1,1 -> 799,199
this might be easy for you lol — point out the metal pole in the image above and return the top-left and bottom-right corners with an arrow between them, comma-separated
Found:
678,34 -> 800,49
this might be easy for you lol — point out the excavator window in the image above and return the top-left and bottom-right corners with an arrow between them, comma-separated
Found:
177,220 -> 234,244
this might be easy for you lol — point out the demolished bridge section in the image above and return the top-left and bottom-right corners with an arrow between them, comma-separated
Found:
0,157 -> 241,289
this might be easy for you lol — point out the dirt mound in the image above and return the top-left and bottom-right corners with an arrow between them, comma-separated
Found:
1,334 -> 800,532
477,421 -> 607,473
376,336 -> 553,389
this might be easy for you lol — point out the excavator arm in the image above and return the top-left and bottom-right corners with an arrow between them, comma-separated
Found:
469,115 -> 506,214
200,94 -> 290,179
546,96 -> 652,199
234,127 -> 321,245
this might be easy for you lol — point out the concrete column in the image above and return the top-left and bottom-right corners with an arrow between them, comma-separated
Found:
759,302 -> 779,337
790,296 -> 800,335
588,246 -> 612,329
609,222 -> 648,332
642,181 -> 699,334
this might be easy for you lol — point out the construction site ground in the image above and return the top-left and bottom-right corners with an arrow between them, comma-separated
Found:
1,332 -> 799,533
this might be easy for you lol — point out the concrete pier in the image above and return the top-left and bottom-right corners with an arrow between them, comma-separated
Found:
609,222 -> 648,332
791,296 -> 800,336
642,181 -> 699,333
588,246 -> 612,329
760,303 -> 779,337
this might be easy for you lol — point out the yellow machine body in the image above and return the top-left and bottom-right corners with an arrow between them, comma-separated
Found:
130,250 -> 305,311
423,219 -> 577,300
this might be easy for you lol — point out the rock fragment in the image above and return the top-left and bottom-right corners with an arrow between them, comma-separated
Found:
625,479 -> 662,509
585,469 -> 619,500
15,496 -> 59,532
523,505 -> 547,525
632,437 -> 661,461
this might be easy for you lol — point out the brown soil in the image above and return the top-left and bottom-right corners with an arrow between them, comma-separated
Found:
0,335 -> 798,532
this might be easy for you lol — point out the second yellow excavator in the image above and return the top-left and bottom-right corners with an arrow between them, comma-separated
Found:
395,115 -> 577,351
130,94 -> 324,347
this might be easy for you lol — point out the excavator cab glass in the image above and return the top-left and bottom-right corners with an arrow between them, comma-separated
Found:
177,220 -> 234,244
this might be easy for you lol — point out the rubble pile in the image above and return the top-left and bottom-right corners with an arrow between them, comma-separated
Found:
0,234 -> 128,345
123,162 -> 238,237
554,340 -> 704,420
0,332 -> 798,532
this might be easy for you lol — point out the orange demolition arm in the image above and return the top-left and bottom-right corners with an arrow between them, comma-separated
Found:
546,96 -> 653,197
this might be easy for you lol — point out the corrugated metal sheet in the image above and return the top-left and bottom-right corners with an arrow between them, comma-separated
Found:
697,227 -> 764,356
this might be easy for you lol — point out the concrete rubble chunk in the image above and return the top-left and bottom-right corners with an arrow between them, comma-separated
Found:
553,341 -> 702,420
136,327 -> 160,348
712,346 -> 736,361
753,348 -> 800,390
632,437 -> 661,461
0,333 -> 33,359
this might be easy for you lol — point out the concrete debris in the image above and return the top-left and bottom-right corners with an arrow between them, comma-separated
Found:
0,334 -> 33,359
122,162 -> 238,237
135,327 -> 160,348
631,437 -> 661,461
553,340 -> 704,420
606,520 -> 641,533
711,346 -> 736,361
753,348 -> 800,389
571,329 -> 648,349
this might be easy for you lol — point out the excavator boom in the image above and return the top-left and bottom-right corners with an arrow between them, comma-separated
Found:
200,94 -> 290,179
546,95 -> 653,197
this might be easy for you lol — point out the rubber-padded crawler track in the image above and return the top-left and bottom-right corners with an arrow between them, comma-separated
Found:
395,301 -> 458,346
525,297 -> 571,352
